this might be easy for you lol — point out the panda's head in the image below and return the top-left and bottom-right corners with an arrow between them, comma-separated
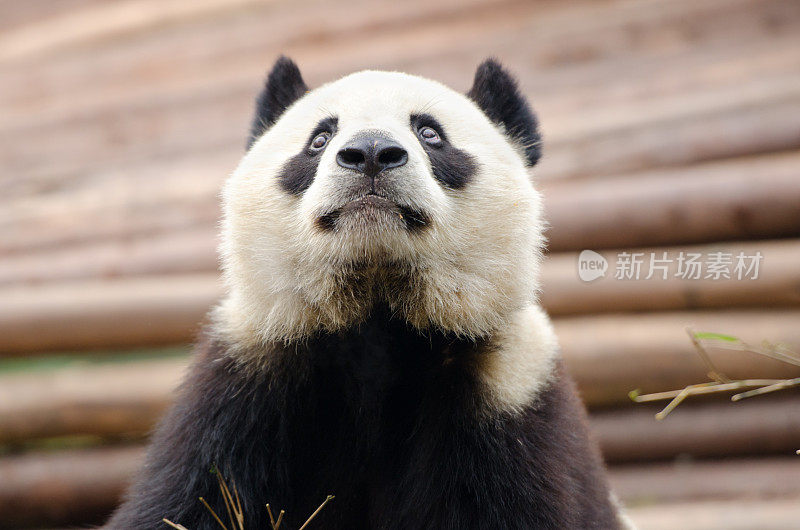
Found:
217,57 -> 545,348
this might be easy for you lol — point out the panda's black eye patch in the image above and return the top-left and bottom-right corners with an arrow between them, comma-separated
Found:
279,116 -> 338,195
411,113 -> 476,190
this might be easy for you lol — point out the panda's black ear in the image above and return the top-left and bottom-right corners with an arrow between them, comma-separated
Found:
467,59 -> 541,166
248,56 -> 309,149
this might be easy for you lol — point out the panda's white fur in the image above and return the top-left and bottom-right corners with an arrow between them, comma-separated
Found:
215,70 -> 555,411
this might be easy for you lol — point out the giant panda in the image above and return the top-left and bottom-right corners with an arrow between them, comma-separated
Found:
106,57 -> 633,530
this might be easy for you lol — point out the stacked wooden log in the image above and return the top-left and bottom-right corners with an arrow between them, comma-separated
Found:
2,0 -> 799,528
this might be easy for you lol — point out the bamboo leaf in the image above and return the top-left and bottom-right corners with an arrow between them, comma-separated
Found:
693,331 -> 739,342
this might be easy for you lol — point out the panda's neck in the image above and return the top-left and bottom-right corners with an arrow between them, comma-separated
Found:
224,302 -> 558,417
291,305 -> 486,393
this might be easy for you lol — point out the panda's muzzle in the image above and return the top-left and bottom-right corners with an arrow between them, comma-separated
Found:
336,134 -> 408,181
316,133 -> 428,233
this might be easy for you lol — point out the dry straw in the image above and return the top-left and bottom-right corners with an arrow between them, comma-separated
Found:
630,328 -> 800,420
163,468 -> 334,530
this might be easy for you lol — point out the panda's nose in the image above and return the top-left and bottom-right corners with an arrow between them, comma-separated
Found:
336,135 -> 408,177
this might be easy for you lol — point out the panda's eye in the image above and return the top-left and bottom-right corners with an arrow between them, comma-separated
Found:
310,132 -> 330,151
419,126 -> 442,146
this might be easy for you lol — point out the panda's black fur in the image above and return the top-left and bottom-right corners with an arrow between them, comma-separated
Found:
466,59 -> 542,167
410,113 -> 478,190
279,116 -> 339,195
105,58 -> 624,530
248,55 -> 308,148
107,313 -> 617,529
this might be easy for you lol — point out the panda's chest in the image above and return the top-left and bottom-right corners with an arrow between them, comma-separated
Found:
306,311 -> 479,401
288,311 -> 482,449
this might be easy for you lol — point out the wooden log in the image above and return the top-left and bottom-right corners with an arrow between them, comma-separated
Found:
0,357 -> 189,444
4,0 -> 785,128
0,228 -> 217,286
1,310 -> 798,443
557,310 -> 800,407
2,352 -> 798,464
541,239 -> 800,315
0,446 -> 143,528
0,0 -> 265,63
534,32 -> 800,140
1,0 -> 544,192
542,151 -> 800,251
592,395 -> 800,464
0,274 -> 221,354
2,444 -> 799,528
0,160 -> 223,256
2,0 -> 798,210
2,279 -> 799,407
610,457 -> 800,505
4,231 -> 798,319
3,147 -> 799,265
539,79 -> 800,181
626,498 -> 800,530
3,151 -> 800,283
4,25 -> 800,254
1,271 -> 798,390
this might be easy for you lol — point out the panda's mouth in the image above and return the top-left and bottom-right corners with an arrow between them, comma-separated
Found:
342,193 -> 396,213
316,193 -> 429,232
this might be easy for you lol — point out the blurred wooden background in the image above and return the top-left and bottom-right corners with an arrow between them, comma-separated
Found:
1,0 -> 800,528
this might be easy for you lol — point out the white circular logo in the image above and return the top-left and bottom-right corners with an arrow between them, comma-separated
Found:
577,250 -> 607,282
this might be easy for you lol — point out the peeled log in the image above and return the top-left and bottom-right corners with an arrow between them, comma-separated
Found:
541,239 -> 800,315
4,236 -> 800,354
540,88 -> 800,182
542,151 -> 800,251
0,446 -> 143,528
626,498 -> 800,530
610,457 -> 800,505
0,357 -> 189,445
1,310 -> 799,443
2,445 -> 799,528
5,236 -> 800,316
0,228 -> 218,286
2,354 -> 798,464
3,0 -> 795,200
0,163 -> 222,257
0,273 -> 221,353
3,148 -> 800,271
3,150 -> 799,286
